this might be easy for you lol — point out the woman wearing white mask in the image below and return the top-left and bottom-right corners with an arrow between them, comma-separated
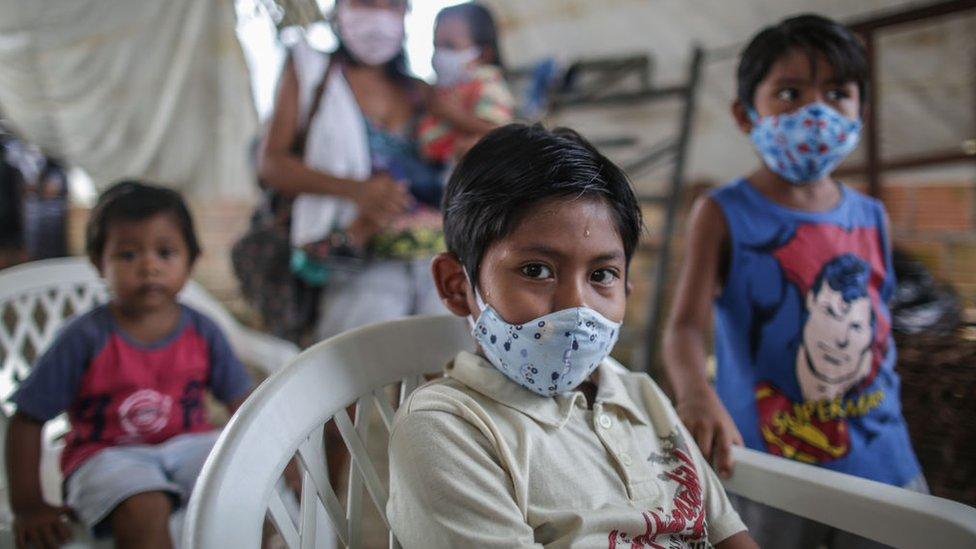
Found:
258,0 -> 448,344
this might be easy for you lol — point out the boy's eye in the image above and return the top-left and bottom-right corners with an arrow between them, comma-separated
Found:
591,268 -> 620,286
116,250 -> 136,261
520,263 -> 553,280
159,247 -> 175,259
776,88 -> 798,102
825,89 -> 849,102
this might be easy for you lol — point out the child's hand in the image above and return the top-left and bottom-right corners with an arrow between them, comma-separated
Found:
13,502 -> 75,549
427,88 -> 500,140
355,174 -> 412,225
428,90 -> 463,120
676,386 -> 743,478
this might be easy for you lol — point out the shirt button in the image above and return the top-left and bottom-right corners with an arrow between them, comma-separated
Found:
620,452 -> 633,467
598,414 -> 613,429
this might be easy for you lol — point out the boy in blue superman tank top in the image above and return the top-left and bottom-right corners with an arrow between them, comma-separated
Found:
663,14 -> 924,548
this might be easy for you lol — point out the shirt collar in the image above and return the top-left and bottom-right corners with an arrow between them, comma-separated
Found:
445,351 -> 649,428
593,359 -> 650,426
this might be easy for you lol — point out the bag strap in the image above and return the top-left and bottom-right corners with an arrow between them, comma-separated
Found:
292,56 -> 340,157
257,54 -> 339,229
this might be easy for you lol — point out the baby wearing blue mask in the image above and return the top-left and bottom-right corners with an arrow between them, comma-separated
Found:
386,124 -> 758,549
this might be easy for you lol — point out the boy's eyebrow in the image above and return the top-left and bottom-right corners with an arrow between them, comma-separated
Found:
515,244 -> 567,259
514,245 -> 625,263
591,251 -> 626,263
771,76 -> 812,86
109,236 -> 140,246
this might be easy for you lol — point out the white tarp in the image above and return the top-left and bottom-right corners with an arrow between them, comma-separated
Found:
0,0 -> 258,198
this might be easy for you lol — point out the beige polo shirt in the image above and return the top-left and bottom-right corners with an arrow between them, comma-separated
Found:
387,351 -> 746,548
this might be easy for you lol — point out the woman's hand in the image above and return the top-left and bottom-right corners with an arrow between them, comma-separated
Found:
676,386 -> 743,478
346,215 -> 383,247
354,173 -> 412,225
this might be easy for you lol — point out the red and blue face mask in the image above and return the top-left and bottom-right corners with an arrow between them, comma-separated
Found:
749,102 -> 862,185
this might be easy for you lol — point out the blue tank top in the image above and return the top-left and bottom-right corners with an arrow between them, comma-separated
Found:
710,178 -> 920,486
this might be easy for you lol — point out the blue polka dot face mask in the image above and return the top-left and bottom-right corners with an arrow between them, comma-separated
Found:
749,101 -> 862,185
468,285 -> 621,397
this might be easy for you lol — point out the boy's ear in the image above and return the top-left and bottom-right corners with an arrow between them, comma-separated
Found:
731,99 -> 753,134
431,252 -> 475,318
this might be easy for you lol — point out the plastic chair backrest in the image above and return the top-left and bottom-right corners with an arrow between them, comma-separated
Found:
184,315 -> 473,549
0,258 -> 110,412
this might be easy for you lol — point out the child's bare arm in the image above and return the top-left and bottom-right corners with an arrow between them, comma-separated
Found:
716,531 -> 760,549
427,89 -> 499,136
662,196 -> 742,477
7,412 -> 74,549
258,58 -> 411,221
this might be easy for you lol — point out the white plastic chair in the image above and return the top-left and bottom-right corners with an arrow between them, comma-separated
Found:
184,315 -> 473,549
0,257 -> 300,548
186,314 -> 976,549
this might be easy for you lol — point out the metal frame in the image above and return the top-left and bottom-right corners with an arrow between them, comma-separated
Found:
845,0 -> 976,196
641,48 -> 705,375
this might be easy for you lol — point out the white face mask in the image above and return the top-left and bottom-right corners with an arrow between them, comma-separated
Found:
432,46 -> 481,86
467,281 -> 621,397
336,5 -> 405,67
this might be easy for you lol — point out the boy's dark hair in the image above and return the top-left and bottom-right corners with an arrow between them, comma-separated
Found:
443,124 -> 642,286
437,2 -> 505,69
86,180 -> 201,264
737,14 -> 868,110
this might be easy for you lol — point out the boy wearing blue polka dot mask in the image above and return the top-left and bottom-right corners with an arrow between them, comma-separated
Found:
387,124 -> 757,548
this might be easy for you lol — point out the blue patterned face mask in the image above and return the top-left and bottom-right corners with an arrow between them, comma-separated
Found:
749,102 -> 861,185
468,285 -> 621,397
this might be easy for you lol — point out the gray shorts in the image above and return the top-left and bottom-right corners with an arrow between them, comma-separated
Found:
314,257 -> 447,341
64,431 -> 219,536
730,474 -> 929,549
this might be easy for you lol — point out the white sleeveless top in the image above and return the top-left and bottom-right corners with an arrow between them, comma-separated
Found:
289,39 -> 371,247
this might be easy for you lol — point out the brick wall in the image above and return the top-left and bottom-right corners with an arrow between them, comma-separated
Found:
876,180 -> 976,309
